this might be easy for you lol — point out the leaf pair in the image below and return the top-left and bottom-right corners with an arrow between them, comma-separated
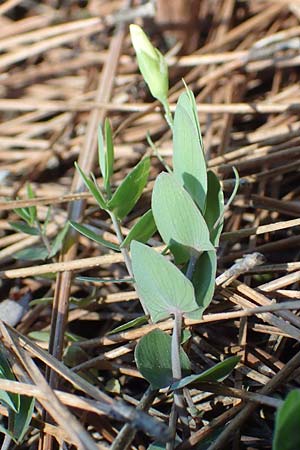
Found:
76,149 -> 150,222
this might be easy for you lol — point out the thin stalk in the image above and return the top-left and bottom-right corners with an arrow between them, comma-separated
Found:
171,312 -> 190,435
166,402 -> 178,450
147,133 -> 172,174
162,98 -> 173,130
109,211 -> 149,315
35,219 -> 52,255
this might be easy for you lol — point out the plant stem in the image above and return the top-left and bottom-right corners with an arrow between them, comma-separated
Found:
109,211 -> 149,315
110,212 -> 133,276
35,219 -> 52,255
171,312 -> 190,434
162,98 -> 173,130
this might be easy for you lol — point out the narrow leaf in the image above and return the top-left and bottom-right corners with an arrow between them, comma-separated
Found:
48,223 -> 69,258
14,207 -> 31,224
107,156 -> 150,220
14,245 -> 49,261
69,221 -> 119,251
135,329 -> 191,389
9,221 -> 39,236
204,171 -> 224,246
0,351 -> 20,413
75,163 -> 106,210
121,209 -> 157,248
10,396 -> 35,443
171,356 -> 240,390
173,91 -> 207,212
152,173 -> 214,264
105,119 -> 114,189
98,123 -> 106,181
108,316 -> 148,335
131,240 -> 199,322
188,250 -> 217,319
273,390 -> 300,450
26,183 -> 36,225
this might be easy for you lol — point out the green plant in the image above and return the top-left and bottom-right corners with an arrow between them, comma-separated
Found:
10,183 -> 69,261
71,24 -> 239,448
0,349 -> 35,445
273,390 -> 300,450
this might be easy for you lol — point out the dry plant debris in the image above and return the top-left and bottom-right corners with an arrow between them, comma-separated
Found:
0,1 -> 300,449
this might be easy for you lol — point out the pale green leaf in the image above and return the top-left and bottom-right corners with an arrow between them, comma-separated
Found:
121,209 -> 157,248
69,221 -> 119,251
171,356 -> 240,390
75,162 -> 106,210
135,329 -> 191,389
131,240 -> 199,322
173,91 -> 207,212
152,173 -> 214,264
105,119 -> 114,188
107,156 -> 150,220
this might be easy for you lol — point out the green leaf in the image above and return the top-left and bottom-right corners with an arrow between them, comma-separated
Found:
26,183 -> 36,225
121,209 -> 157,248
10,395 -> 35,443
48,223 -> 69,258
104,119 -> 114,191
14,245 -> 49,261
75,162 -> 106,210
69,221 -> 119,252
131,240 -> 199,322
0,351 -> 20,413
108,315 -> 148,335
107,157 -> 150,220
135,329 -> 191,389
188,250 -> 217,319
14,207 -> 31,224
98,123 -> 106,183
173,90 -> 207,212
76,276 -> 133,284
204,171 -> 224,247
28,331 -> 50,342
98,119 -> 115,194
152,173 -> 214,264
273,390 -> 300,450
9,221 -> 39,236
171,356 -> 240,390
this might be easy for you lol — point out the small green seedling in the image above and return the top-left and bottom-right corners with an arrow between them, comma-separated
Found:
71,24 -> 240,449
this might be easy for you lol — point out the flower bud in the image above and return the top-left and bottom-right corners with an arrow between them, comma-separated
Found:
130,24 -> 168,104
